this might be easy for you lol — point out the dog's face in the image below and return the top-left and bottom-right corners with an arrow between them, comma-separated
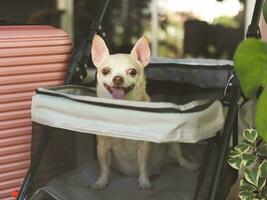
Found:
92,35 -> 150,100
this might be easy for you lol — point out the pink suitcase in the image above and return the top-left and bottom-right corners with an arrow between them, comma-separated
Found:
0,25 -> 72,200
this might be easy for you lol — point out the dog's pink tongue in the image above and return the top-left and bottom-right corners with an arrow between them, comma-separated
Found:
112,88 -> 125,99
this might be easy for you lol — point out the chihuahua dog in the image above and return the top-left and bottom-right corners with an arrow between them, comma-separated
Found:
91,35 -> 197,190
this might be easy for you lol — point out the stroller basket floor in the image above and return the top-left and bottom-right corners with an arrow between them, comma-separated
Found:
30,160 -> 213,200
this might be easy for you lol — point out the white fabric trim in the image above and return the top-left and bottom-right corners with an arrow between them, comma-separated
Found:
36,87 -> 210,111
151,57 -> 233,66
31,89 -> 225,143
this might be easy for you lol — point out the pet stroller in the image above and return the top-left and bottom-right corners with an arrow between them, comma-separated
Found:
16,0 -> 264,199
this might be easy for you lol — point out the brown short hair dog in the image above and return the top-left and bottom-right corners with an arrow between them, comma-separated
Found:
91,35 -> 197,190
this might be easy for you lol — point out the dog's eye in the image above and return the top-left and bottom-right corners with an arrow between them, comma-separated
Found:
102,67 -> 111,76
127,68 -> 137,77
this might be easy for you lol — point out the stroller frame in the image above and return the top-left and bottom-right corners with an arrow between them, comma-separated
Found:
17,0 -> 264,199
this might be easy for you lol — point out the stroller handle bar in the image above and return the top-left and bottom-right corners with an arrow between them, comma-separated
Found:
246,0 -> 264,38
64,0 -> 110,85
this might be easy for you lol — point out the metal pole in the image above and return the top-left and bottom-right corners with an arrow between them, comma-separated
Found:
17,131 -> 51,200
64,0 -> 110,85
209,77 -> 241,200
57,0 -> 74,39
246,0 -> 264,38
151,0 -> 158,57
193,139 -> 215,200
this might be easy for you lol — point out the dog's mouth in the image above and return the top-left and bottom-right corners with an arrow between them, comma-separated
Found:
104,83 -> 135,99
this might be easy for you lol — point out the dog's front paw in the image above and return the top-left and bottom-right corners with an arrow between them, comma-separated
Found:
91,179 -> 108,190
188,162 -> 199,171
181,160 -> 199,171
138,179 -> 152,190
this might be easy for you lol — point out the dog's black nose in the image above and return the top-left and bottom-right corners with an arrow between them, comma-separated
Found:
113,76 -> 124,86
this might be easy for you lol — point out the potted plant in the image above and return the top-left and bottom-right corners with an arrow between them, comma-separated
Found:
228,128 -> 267,199
228,1 -> 267,199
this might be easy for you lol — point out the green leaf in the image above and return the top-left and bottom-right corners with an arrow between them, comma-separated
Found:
233,39 -> 267,99
258,178 -> 266,191
229,149 -> 242,158
259,144 -> 267,157
259,160 -> 267,178
243,129 -> 258,144
240,179 -> 257,192
242,154 -> 258,168
264,0 -> 267,24
228,156 -> 242,170
234,143 -> 251,154
239,190 -> 256,200
244,168 -> 260,187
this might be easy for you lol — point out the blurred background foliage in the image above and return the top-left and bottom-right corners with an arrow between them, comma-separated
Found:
0,0 -> 246,59
74,0 -> 151,53
74,0 -> 245,59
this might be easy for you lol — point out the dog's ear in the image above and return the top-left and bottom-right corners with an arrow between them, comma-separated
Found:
131,36 -> 151,67
91,35 -> 109,67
